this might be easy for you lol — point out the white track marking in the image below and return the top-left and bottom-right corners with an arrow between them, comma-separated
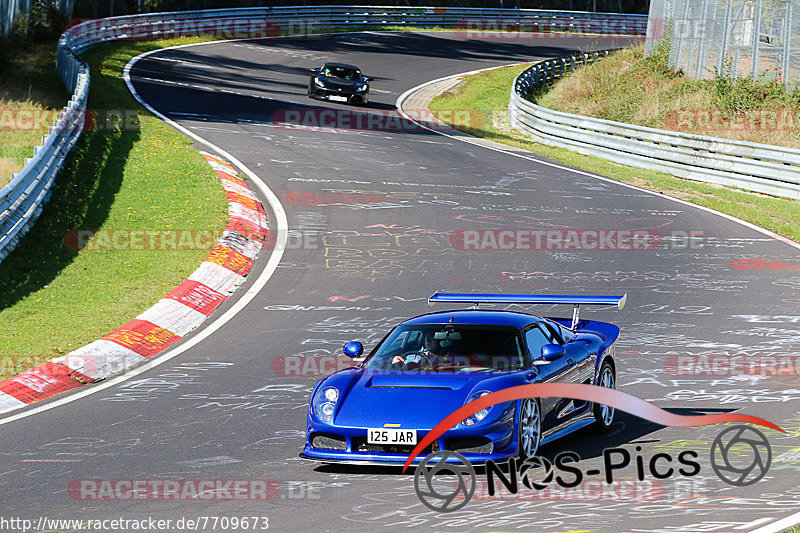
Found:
748,510 -> 800,533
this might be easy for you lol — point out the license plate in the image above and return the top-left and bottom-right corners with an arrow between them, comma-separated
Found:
329,95 -> 348,102
367,428 -> 417,445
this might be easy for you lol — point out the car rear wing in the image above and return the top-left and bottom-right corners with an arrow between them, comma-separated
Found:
428,292 -> 627,329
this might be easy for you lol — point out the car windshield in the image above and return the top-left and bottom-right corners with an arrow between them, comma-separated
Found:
321,65 -> 361,80
364,324 -> 524,372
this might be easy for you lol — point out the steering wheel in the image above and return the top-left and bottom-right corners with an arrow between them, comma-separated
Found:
416,350 -> 438,366
394,350 -> 436,368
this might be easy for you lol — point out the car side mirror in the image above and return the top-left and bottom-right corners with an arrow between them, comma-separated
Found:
364,76 -> 374,81
310,68 -> 320,73
343,341 -> 363,358
541,344 -> 565,361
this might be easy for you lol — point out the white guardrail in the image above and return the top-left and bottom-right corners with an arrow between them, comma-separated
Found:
0,6 -> 648,263
509,52 -> 800,200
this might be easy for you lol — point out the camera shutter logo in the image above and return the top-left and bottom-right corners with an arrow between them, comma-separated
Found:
711,425 -> 771,486
413,451 -> 476,512
519,456 -> 554,490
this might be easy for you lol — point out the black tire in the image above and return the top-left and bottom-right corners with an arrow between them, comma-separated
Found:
592,359 -> 616,432
517,397 -> 541,459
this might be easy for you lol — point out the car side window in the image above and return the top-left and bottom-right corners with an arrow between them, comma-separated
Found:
524,325 -> 551,360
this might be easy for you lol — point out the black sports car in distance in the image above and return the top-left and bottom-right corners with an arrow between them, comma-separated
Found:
308,62 -> 372,106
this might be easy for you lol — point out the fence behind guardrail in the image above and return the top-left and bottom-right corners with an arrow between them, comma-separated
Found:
646,0 -> 800,86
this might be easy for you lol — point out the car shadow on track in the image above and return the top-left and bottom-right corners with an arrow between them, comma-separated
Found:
135,80 -> 452,138
247,31 -> 639,66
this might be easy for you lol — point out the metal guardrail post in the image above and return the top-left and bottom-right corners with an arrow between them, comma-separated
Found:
672,0 -> 689,73
666,0 -> 679,68
751,0 -> 762,79
782,0 -> 793,87
718,0 -> 734,74
693,0 -> 709,79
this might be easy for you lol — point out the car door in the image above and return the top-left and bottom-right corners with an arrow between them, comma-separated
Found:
523,323 -> 580,431
541,319 -> 595,385
546,321 -> 594,425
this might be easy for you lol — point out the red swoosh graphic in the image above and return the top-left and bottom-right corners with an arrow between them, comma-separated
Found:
402,383 -> 784,472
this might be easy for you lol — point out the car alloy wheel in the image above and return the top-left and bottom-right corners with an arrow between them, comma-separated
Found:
593,361 -> 616,431
518,398 -> 541,458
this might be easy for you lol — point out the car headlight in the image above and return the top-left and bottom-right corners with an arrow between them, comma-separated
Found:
314,78 -> 325,88
460,391 -> 492,427
356,84 -> 368,92
324,387 -> 338,402
313,386 -> 339,423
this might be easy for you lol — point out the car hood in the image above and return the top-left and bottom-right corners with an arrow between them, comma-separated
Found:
319,76 -> 361,88
333,371 -> 492,428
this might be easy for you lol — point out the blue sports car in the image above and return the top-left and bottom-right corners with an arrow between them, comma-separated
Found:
301,292 -> 626,465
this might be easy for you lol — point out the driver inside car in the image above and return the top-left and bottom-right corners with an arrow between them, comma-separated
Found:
392,330 -> 440,367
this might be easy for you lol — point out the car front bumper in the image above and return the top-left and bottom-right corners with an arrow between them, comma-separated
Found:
301,414 -> 516,465
309,87 -> 368,102
300,448 -> 513,465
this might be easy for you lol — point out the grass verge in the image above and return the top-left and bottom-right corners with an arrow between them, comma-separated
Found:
0,36 -> 229,378
428,63 -> 800,243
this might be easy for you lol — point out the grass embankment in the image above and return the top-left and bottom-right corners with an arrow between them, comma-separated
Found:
0,37 -> 229,379
428,62 -> 800,243
0,42 -> 68,187
538,43 -> 800,148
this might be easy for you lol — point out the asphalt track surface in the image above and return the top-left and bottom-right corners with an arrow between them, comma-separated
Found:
2,31 -> 800,533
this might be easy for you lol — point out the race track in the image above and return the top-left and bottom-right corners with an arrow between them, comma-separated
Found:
1,31 -> 800,533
